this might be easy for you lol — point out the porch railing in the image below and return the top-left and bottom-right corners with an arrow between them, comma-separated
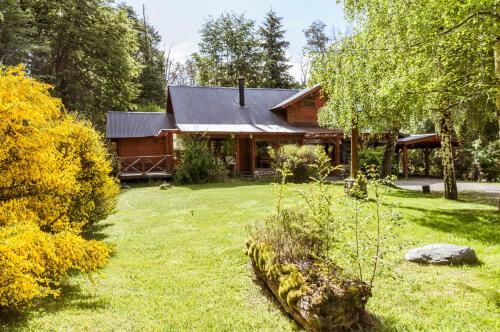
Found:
117,155 -> 173,177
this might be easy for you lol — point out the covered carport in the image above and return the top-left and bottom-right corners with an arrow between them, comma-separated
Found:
396,133 -> 460,178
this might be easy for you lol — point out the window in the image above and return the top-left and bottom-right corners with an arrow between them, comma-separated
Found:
299,94 -> 315,108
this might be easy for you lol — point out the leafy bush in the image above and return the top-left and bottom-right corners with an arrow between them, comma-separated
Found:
0,66 -> 118,309
174,135 -> 228,184
270,144 -> 329,183
247,162 -> 401,329
136,103 -> 165,113
456,139 -> 500,181
359,146 -> 385,169
0,223 -> 110,309
248,159 -> 402,287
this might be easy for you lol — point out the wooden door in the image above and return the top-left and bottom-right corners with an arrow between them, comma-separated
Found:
238,138 -> 252,172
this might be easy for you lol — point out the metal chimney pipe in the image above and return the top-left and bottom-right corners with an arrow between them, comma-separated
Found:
238,78 -> 245,107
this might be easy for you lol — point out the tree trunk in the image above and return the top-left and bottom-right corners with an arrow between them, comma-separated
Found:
495,35 -> 500,135
351,122 -> 359,178
381,126 -> 399,178
494,35 -> 500,210
437,109 -> 458,200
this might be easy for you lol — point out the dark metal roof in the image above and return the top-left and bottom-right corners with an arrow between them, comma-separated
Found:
168,85 -> 304,134
106,112 -> 176,139
396,133 -> 460,149
270,84 -> 321,111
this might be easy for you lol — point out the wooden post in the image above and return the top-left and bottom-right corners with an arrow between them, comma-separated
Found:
251,137 -> 256,172
351,127 -> 359,178
403,145 -> 409,179
424,148 -> 431,177
235,136 -> 240,173
335,136 -> 341,165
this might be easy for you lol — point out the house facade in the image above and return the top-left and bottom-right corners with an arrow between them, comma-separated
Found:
106,81 -> 344,179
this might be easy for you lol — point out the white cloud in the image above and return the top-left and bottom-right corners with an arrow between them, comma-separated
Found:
166,40 -> 198,62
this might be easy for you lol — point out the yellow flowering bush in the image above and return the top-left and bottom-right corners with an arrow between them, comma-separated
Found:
0,223 -> 110,308
0,66 -> 118,309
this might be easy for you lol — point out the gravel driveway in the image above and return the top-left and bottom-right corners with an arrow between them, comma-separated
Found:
396,177 -> 500,194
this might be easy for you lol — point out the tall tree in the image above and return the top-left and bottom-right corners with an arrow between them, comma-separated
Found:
1,0 -> 145,130
194,12 -> 262,87
0,0 -> 37,65
124,5 -> 167,108
259,9 -> 295,88
304,20 -> 330,55
333,0 -> 498,199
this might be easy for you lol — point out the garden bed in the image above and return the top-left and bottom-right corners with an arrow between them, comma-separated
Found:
246,240 -> 372,331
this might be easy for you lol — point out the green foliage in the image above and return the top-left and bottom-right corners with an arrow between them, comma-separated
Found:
194,11 -> 296,88
339,166 -> 403,287
0,0 -> 168,130
303,20 -> 330,55
174,136 -> 228,184
269,144 -> 329,183
250,158 -> 403,288
259,10 -> 295,88
457,139 -> 500,182
122,5 -> 167,108
359,146 -> 385,169
136,103 -> 165,113
195,12 -> 262,87
0,0 -> 37,66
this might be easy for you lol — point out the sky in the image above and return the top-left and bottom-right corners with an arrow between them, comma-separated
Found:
123,0 -> 347,81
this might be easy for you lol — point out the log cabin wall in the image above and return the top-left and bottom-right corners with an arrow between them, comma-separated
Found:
286,91 -> 326,126
115,137 -> 167,157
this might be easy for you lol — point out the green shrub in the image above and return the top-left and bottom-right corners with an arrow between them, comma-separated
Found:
358,146 -> 386,170
136,103 -> 165,112
270,145 -> 329,183
174,136 -> 228,184
456,139 -> 500,181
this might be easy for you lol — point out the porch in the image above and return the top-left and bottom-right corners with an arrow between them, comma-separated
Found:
117,155 -> 173,180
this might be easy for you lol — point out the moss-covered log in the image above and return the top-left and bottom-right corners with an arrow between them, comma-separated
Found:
246,240 -> 372,332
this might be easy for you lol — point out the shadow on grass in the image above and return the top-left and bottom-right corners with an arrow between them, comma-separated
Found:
387,190 -> 499,244
249,268 -> 302,331
83,222 -> 114,241
0,283 -> 109,330
389,187 -> 499,207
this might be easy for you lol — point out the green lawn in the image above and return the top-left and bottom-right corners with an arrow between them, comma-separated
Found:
2,181 -> 499,331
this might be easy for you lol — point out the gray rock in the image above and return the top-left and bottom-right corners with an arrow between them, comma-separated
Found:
405,244 -> 478,265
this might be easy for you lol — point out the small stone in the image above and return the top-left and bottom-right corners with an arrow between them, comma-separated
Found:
405,244 -> 478,265
159,182 -> 172,190
121,183 -> 131,189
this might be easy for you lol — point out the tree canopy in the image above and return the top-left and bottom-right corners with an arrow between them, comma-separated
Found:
0,0 -> 167,129
259,10 -> 295,88
313,0 -> 498,199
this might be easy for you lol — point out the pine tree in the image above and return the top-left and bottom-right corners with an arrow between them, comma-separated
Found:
259,10 -> 295,88
126,5 -> 167,109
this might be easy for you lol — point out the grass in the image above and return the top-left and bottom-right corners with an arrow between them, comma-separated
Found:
1,180 -> 499,331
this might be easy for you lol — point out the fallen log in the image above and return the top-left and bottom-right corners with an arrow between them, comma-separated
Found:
246,240 -> 372,331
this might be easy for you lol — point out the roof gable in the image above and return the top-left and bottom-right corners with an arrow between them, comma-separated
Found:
270,84 -> 321,111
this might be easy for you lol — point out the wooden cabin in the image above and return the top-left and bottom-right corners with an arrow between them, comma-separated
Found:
106,80 -> 460,180
106,81 -> 343,179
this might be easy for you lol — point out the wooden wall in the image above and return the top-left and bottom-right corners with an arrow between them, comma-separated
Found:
115,136 -> 168,157
286,91 -> 326,126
